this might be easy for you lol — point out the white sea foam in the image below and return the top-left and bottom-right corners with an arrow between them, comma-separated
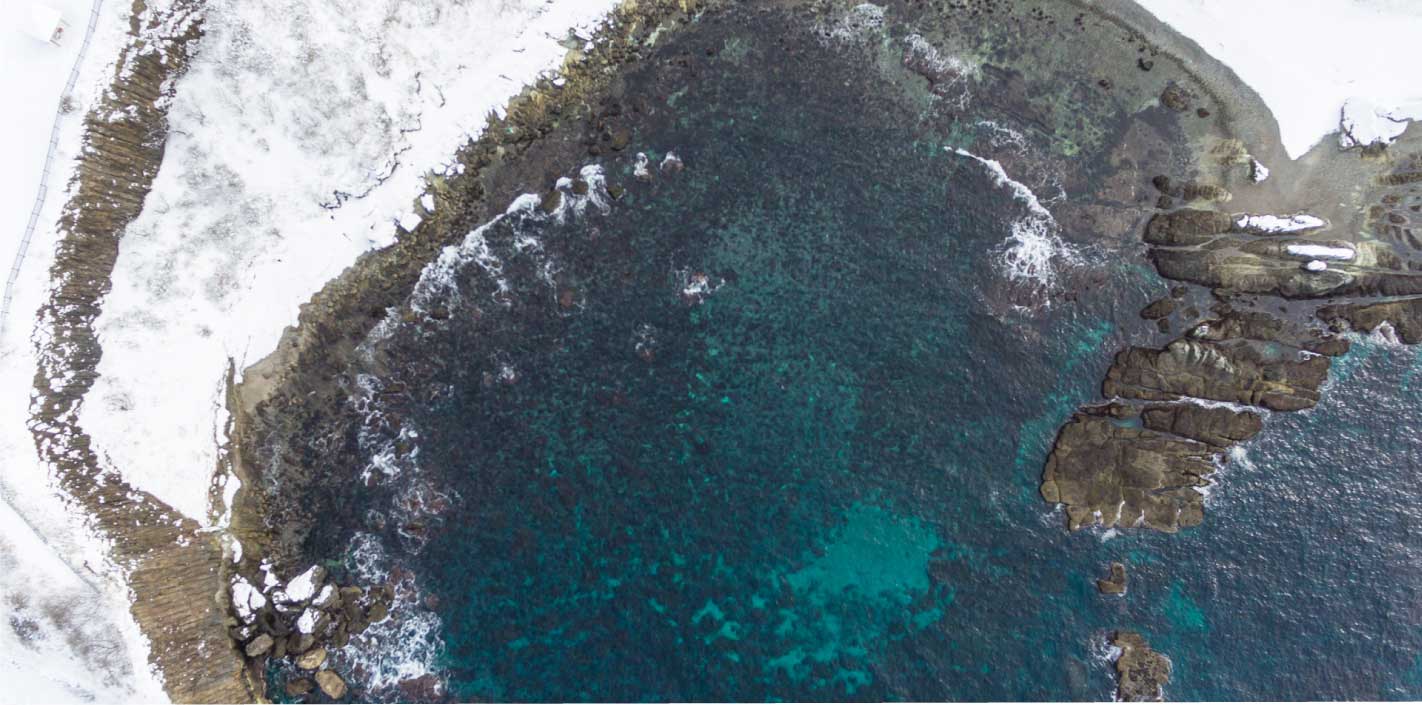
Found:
409,165 -> 612,314
338,531 -> 447,696
828,3 -> 886,40
1228,445 -> 1257,472
950,147 -> 1082,293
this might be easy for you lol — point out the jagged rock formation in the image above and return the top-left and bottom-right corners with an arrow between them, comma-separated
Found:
24,0 -> 254,701
1111,631 -> 1172,701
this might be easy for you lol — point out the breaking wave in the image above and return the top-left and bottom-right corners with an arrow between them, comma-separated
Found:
950,147 -> 1083,294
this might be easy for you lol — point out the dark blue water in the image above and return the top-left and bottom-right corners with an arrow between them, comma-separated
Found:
311,8 -> 1422,701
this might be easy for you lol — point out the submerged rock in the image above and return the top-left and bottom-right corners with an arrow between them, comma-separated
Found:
1110,631 -> 1172,701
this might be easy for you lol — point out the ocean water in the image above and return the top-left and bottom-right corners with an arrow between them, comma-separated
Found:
288,6 -> 1422,701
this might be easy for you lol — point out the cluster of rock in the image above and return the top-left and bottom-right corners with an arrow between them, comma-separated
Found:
1041,306 -> 1342,532
229,565 -> 394,700
1110,631 -> 1172,701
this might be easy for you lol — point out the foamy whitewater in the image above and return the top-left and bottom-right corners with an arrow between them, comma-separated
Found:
950,147 -> 1082,292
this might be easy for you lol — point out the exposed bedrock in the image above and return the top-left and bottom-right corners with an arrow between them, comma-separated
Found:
1103,337 -> 1331,412
1042,409 -> 1215,533
1111,631 -> 1172,702
1042,310 -> 1342,532
1097,562 -> 1128,595
1320,297 -> 1422,344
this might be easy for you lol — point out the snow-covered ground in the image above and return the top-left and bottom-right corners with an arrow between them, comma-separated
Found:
1136,0 -> 1422,158
0,0 -> 173,700
81,0 -> 620,522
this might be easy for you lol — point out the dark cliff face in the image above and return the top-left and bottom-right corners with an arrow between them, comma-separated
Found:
27,0 -> 255,701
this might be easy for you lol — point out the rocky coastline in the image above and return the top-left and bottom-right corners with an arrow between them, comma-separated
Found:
212,0 -> 1422,700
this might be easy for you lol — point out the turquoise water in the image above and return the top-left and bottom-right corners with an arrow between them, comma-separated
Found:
290,7 -> 1422,701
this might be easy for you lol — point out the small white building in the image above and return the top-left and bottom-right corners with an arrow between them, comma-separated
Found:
25,3 -> 68,46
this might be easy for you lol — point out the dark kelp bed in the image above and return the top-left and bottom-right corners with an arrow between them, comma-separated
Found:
200,0 -> 1422,702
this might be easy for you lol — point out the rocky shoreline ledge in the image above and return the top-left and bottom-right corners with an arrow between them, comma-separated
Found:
24,0 -> 254,700
1041,132 -> 1422,534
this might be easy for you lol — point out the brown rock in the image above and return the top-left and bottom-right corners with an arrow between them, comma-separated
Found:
1140,403 -> 1263,448
367,601 -> 390,624
1041,414 -> 1214,533
1097,562 -> 1128,594
244,633 -> 274,657
1143,209 -> 1234,246
315,670 -> 348,699
296,647 -> 327,671
1102,338 -> 1330,412
1111,631 -> 1172,701
1139,298 -> 1176,320
1320,297 -> 1422,345
1159,84 -> 1190,112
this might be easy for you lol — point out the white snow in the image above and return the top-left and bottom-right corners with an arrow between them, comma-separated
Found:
1303,259 -> 1328,272
296,607 -> 320,635
25,3 -> 64,43
1136,0 -> 1422,159
1286,243 -> 1356,261
1340,96 -> 1422,149
1235,213 -> 1326,234
1249,158 -> 1269,183
284,565 -> 320,602
0,0 -> 174,700
230,577 -> 266,623
79,0 -> 620,522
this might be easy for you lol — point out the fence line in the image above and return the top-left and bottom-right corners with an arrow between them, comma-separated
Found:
0,0 -> 110,597
2,0 -> 106,339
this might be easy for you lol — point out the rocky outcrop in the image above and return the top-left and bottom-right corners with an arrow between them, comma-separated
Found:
1140,403 -> 1262,448
1320,297 -> 1422,345
1111,631 -> 1172,701
1042,410 -> 1214,532
1097,562 -> 1128,595
1043,308 -> 1345,532
1103,338 -> 1330,412
229,564 -> 394,698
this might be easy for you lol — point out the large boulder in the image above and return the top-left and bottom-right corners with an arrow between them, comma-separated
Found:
315,670 -> 348,699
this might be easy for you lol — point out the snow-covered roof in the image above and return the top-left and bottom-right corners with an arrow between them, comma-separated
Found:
25,4 -> 63,43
